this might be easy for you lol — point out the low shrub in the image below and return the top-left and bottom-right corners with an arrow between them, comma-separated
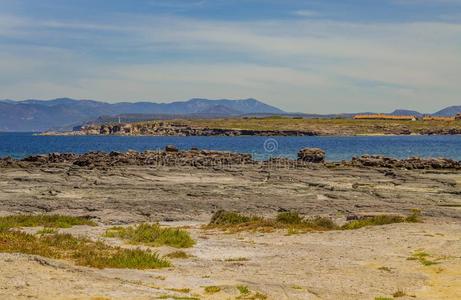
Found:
0,230 -> 170,269
105,223 -> 195,248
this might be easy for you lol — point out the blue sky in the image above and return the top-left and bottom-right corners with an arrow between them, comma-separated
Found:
0,0 -> 460,113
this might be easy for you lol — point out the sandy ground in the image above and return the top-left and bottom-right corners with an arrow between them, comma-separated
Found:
1,164 -> 461,299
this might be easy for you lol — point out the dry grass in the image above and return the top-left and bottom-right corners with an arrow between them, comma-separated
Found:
0,230 -> 170,269
104,223 -> 195,248
236,285 -> 268,299
165,251 -> 190,259
206,210 -> 338,233
204,286 -> 221,294
206,210 -> 422,234
393,290 -> 407,297
341,210 -> 421,230
0,214 -> 96,230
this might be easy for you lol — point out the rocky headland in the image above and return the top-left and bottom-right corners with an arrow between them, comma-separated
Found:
40,118 -> 461,136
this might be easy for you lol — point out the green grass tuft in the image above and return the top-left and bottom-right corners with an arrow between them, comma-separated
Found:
225,257 -> 249,262
393,290 -> 406,298
204,286 -> 221,294
0,214 -> 96,231
209,210 -> 254,225
206,211 -> 338,233
276,212 -> 303,224
0,230 -> 170,269
237,285 -> 250,295
104,223 -> 195,248
342,211 -> 421,230
407,251 -> 439,266
207,210 -> 420,234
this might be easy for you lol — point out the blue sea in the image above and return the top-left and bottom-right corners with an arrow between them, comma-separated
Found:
1,133 -> 461,161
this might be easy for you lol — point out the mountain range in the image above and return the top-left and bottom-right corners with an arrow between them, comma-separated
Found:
0,98 -> 284,132
0,98 -> 460,132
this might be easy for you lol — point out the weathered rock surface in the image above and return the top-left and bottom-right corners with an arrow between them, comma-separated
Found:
351,155 -> 461,170
1,151 -> 461,299
3,149 -> 461,171
4,149 -> 254,168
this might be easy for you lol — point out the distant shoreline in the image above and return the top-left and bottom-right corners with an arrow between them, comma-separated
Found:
38,117 -> 461,137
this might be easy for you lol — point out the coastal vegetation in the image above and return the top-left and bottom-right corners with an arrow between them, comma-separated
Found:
341,210 -> 421,230
407,251 -> 439,266
204,286 -> 221,294
104,223 -> 195,248
206,210 -> 421,233
165,250 -> 191,259
206,210 -> 339,233
0,230 -> 170,269
0,214 -> 96,230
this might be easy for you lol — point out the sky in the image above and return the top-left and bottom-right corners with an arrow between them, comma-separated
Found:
0,0 -> 460,113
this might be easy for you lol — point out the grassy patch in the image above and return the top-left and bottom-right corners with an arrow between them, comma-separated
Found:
235,285 -> 268,299
206,210 -> 338,233
36,227 -> 58,235
0,214 -> 96,230
204,286 -> 221,294
165,251 -> 190,259
378,266 -> 392,272
0,230 -> 170,269
393,290 -> 406,298
374,297 -> 393,300
104,223 -> 195,248
206,210 -> 421,234
407,251 -> 439,266
166,288 -> 191,293
342,210 -> 421,230
225,257 -> 249,262
237,285 -> 250,295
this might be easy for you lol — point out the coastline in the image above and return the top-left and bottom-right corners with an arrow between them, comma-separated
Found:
38,118 -> 461,137
1,148 -> 460,299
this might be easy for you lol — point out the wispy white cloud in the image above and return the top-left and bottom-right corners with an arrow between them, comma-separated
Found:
0,11 -> 460,113
293,10 -> 320,18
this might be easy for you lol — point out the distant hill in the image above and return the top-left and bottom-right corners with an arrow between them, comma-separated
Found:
389,109 -> 423,117
0,98 -> 284,132
433,106 -> 461,116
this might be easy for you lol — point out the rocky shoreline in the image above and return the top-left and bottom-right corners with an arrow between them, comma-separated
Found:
41,122 -> 319,136
1,147 -> 461,299
1,147 -> 460,170
39,120 -> 461,136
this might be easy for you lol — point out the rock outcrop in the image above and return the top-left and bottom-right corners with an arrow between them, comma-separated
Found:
297,148 -> 325,163
13,148 -> 254,168
351,155 -> 461,170
2,148 -> 461,170
53,122 -> 319,137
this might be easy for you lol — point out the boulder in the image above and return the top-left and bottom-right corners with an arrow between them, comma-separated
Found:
165,145 -> 179,152
297,148 -> 325,163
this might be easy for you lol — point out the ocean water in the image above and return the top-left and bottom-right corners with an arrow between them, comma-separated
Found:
1,133 -> 461,161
